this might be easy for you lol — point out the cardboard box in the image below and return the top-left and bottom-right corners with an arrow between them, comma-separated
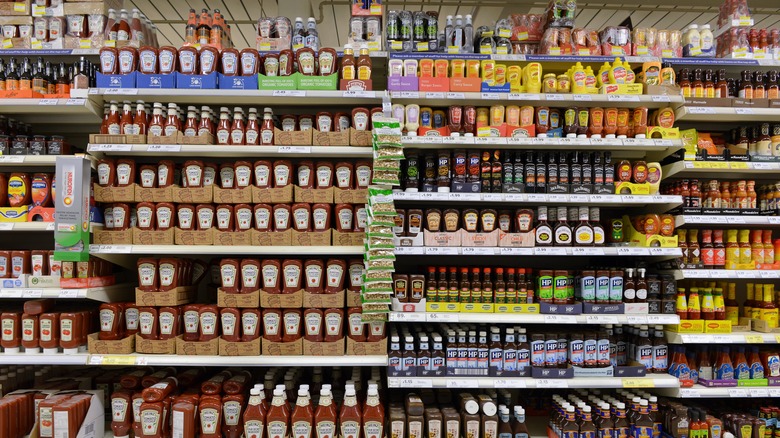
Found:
303,338 -> 345,356
213,186 -> 253,204
461,229 -> 499,247
294,186 -> 334,203
667,320 -> 705,333
219,337 -> 261,356
423,230 -> 461,247
262,337 -> 302,355
135,286 -> 196,306
334,188 -> 367,204
27,390 -> 105,438
177,132 -> 215,145
704,320 -> 732,333
176,335 -> 219,355
313,130 -> 350,146
135,333 -> 176,354
89,134 -> 146,144
347,289 -> 361,307
252,229 -> 293,246
0,206 -> 30,222
174,227 -> 214,246
63,0 -> 120,13
332,230 -> 365,246
172,186 -> 213,204
497,230 -> 535,247
214,230 -> 253,246
291,229 -> 332,246
93,228 -> 133,244
0,0 -> 31,16
303,289 -> 345,308
217,288 -> 260,308
347,336 -> 388,355
93,183 -> 136,203
87,332 -> 135,354
134,185 -> 174,203
274,128 -> 313,146
349,129 -> 372,147
132,227 -> 174,245
260,289 -> 303,308
146,133 -> 180,145
252,184 -> 293,204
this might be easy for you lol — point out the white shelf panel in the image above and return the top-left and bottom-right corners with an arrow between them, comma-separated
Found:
402,136 -> 682,152
0,284 -> 133,302
663,161 -> 780,179
89,245 -> 363,255
394,192 -> 682,208
0,222 -> 55,231
667,332 -> 779,344
0,352 -> 387,366
677,106 -> 780,122
386,374 -> 679,389
0,353 -> 88,365
87,144 -> 373,158
390,91 -> 682,108
0,98 -> 102,124
90,89 -> 383,105
389,312 -> 680,325
657,385 -> 780,398
395,246 -> 682,258
676,215 -> 780,227
674,269 -> 780,280
0,155 -> 59,166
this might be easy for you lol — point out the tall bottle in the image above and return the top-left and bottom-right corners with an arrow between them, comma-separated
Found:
185,9 -> 198,44
314,386 -> 337,438
243,386 -> 267,438
291,387 -> 314,438
463,14 -> 474,53
261,107 -> 274,145
339,384 -> 362,438
266,388 -> 289,438
362,384 -> 384,438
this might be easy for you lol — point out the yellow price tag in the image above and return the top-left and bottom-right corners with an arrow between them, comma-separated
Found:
610,46 -> 624,56
636,46 -> 649,55
578,48 -> 591,56
775,334 -> 780,343
2,39 -> 13,49
739,16 -> 752,26
89,354 -> 138,365
690,46 -> 702,56
730,162 -> 748,169
692,162 -> 709,168
498,29 -> 511,38
369,4 -> 382,14
104,39 -> 116,48
259,42 -> 272,51
13,2 -> 26,12
517,32 -> 529,41
79,39 -> 91,49
479,45 -> 493,55
622,378 -> 655,388
32,4 -> 44,15
662,49 -> 674,58
711,162 -> 729,169
745,334 -> 764,343
415,41 -> 429,52
496,46 -> 508,55
549,47 -> 561,56
390,41 -> 403,50
30,39 -> 42,49
367,41 -> 380,50
477,126 -> 492,137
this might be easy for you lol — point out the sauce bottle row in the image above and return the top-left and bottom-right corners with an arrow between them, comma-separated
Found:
676,68 -> 780,99
668,345 -> 779,383
401,150 -> 660,195
396,266 -> 676,307
181,8 -> 233,50
1,302 -> 96,354
388,324 -> 669,376
0,56 -> 96,91
104,201 -> 367,233
134,257 -> 205,292
673,283 -> 734,322
0,390 -> 93,438
548,390 -> 657,438
1,172 -> 54,209
677,228 -> 778,269
217,258 -> 361,295
97,158 -> 371,191
392,104 -> 664,139
255,15 -> 322,51
663,179 -> 759,213
0,252 -> 113,279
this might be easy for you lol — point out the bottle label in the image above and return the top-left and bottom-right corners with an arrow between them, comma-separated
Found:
217,129 -> 230,144
221,312 -> 237,336
178,208 -> 193,229
284,311 -> 301,336
125,308 -> 139,330
341,420 -> 360,438
99,308 -> 115,332
364,420 -> 383,438
531,340 -> 545,366
293,420 -> 312,438
715,362 -> 734,380
184,310 -> 199,334
268,420 -> 288,438
111,397 -> 128,421
200,311 -> 217,335
584,338 -> 597,366
141,408 -> 161,435
254,164 -> 270,187
159,311 -> 175,335
652,344 -> 668,371
107,122 -> 121,135
596,276 -> 609,302
517,347 -> 530,369
222,52 -> 238,75
246,129 -> 259,145
231,128 -> 244,145
624,286 -> 636,301
261,129 -> 274,145
316,420 -> 335,438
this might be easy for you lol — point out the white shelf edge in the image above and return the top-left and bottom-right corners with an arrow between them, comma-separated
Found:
394,247 -> 682,257
667,331 -> 779,344
87,144 -> 373,157
0,283 -> 134,302
389,312 -> 680,325
674,269 -> 779,280
386,374 -> 679,389
656,385 -> 780,398
393,192 -> 682,206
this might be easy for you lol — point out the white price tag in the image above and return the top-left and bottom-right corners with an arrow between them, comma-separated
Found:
494,379 -> 527,388
651,95 -> 672,102
88,355 -> 103,365
527,194 -> 548,202
389,312 -> 426,322
535,379 -> 568,388
573,94 -> 592,101
736,270 -> 755,279
503,194 -> 526,202
425,247 -> 459,255
146,144 -> 181,153
273,90 -> 306,97
104,88 -> 138,95
481,93 -> 501,100
749,388 -> 769,398
277,146 -> 311,154
687,107 -> 715,114
767,217 -> 780,224
45,222 -> 55,231
398,91 -> 419,99
401,378 -> 432,388
679,388 -> 700,398
709,270 -> 729,278
545,94 -> 565,101
419,192 -> 439,201
90,245 -> 132,253
548,194 -> 567,202
544,315 -> 577,324
535,247 -> 567,256
768,388 -> 780,397
427,313 -> 459,323
713,335 -> 732,344
681,335 -> 708,343
735,108 -> 754,115
586,315 -> 619,324
425,92 -> 445,99
57,290 -> 79,298
37,99 -> 59,106
647,315 -> 678,324
622,195 -> 638,203
728,388 -> 749,398
759,271 -> 779,279
483,194 -> 502,202
0,223 -> 14,231
626,315 -> 647,324
446,92 -> 465,100
446,379 -> 473,389
570,195 -> 588,202
394,246 -> 423,255
22,289 -> 43,298
0,156 -> 24,163
89,144 -> 133,152
499,248 -> 533,256
686,270 -> 709,278
607,94 -> 640,102
65,98 -> 86,105
572,248 -> 605,256
617,248 -> 646,256
726,216 -> 746,224
0,290 -> 22,298
461,247 -> 495,256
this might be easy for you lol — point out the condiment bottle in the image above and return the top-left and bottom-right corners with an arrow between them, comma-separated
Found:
339,385 -> 362,438
267,387 -> 289,438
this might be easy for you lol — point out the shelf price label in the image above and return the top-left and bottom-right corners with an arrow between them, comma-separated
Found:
745,334 -> 764,343
728,388 -> 749,398
461,247 -> 495,256
22,289 -> 43,298
0,223 -> 14,231
446,92 -> 465,100
277,146 -> 311,154
57,290 -> 79,298
389,312 -> 426,322
446,379 -> 474,389
426,313 -> 459,323
88,355 -> 145,366
535,379 -> 568,388
0,156 -> 24,163
494,379 -> 527,388
481,93 -> 501,100
622,378 -> 655,388
735,108 -> 754,115
586,315 -> 619,324
147,144 -> 181,153
544,315 -> 577,324
343,90 -> 376,98
679,388 -> 700,398
38,99 -> 59,105
273,90 -> 305,97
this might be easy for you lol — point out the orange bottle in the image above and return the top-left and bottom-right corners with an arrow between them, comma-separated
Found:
185,9 -> 198,44
339,384 -> 362,438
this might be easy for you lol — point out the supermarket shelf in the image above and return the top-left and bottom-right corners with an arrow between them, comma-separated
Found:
0,222 -> 55,232
0,284 -> 134,302
663,161 -> 780,179
389,312 -> 680,325
0,98 -> 102,124
393,192 -> 682,212
87,144 -> 373,158
386,374 -> 680,389
86,354 -> 388,367
394,246 -> 682,259
390,91 -> 681,108
0,155 -> 59,166
671,269 -> 780,280
0,353 -> 89,365
676,106 -> 780,122
0,49 -> 99,56
656,385 -> 780,398
675,215 -> 780,227
666,332 -> 779,344
90,89 -> 384,105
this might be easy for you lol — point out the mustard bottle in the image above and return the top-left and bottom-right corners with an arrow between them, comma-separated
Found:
624,60 -> 636,84
571,62 -> 587,94
585,67 -> 597,92
524,62 -> 542,93
608,58 -> 627,84
597,62 -> 611,88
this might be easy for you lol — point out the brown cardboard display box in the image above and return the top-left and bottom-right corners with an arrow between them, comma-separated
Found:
349,128 -> 372,146
252,184 -> 293,204
294,186 -> 334,203
303,338 -> 345,356
87,333 -> 135,354
260,289 -> 303,308
262,337 -> 303,355
177,132 -> 215,145
346,337 -> 388,355
219,337 -> 261,356
332,230 -> 365,246
89,134 -> 146,144
176,336 -> 219,355
146,134 -> 180,145
347,290 -> 361,307
134,185 -> 174,203
313,130 -> 350,146
253,229 -> 293,246
93,228 -> 133,244
291,229 -> 332,246
133,227 -> 174,245
135,333 -> 177,354
214,230 -> 253,246
172,186 -> 213,203
273,128 -> 313,146
135,286 -> 196,306
213,186 -> 253,204
334,188 -> 368,204
303,289 -> 345,308
174,227 -> 214,246
0,0 -> 31,16
217,288 -> 260,308
93,183 -> 136,203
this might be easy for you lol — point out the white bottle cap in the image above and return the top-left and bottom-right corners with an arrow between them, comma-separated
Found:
4,347 -> 20,354
24,347 -> 41,354
62,347 -> 79,354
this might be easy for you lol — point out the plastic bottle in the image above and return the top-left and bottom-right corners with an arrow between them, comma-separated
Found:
463,15 -> 474,53
524,63 -> 542,93
700,25 -> 714,56
571,62 -> 587,94
608,58 -> 626,84
597,62 -> 611,88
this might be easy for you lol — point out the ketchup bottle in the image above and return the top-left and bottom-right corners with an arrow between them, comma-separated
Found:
110,389 -> 134,438
230,107 -> 245,145
245,108 -> 260,145
260,107 -> 274,145
266,387 -> 289,438
339,384 -> 362,438
243,385 -> 267,438
291,387 -> 314,438
216,106 -> 231,145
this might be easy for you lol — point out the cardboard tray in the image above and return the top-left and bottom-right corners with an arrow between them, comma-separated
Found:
260,289 -> 304,308
346,336 -> 387,355
302,289 -> 345,308
262,337 -> 303,355
217,288 -> 260,308
219,337 -> 261,356
93,228 -> 132,244
303,338 -> 345,356
135,286 -> 196,306
135,333 -> 176,354
174,227 -> 214,246
132,227 -> 174,245
87,332 -> 134,354
175,335 -> 219,355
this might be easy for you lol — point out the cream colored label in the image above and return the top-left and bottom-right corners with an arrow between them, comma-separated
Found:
242,312 -> 259,336
274,208 -> 290,229
327,264 -> 344,289
255,207 -> 271,230
1,318 -> 15,341
97,163 -> 111,185
217,208 -> 232,230
274,164 -> 290,186
338,209 -> 353,230
284,264 -> 302,289
126,308 -> 139,330
348,312 -> 363,336
200,407 -> 219,434
306,264 -> 323,288
305,312 -> 322,336
157,206 -> 172,229
262,264 -> 279,289
116,163 -> 131,185
112,206 -> 126,228
200,311 -> 217,335
293,207 -> 310,230
242,264 -> 259,289
336,166 -> 352,188
263,312 -> 280,336
316,166 -> 332,187
324,312 -> 342,336
204,166 -> 216,186
284,312 -> 301,335
198,208 -> 214,229
185,165 -> 203,186
184,310 -> 199,334
137,206 -> 153,228
178,208 -> 194,229
221,312 -> 237,336
236,207 -> 252,230
139,311 -> 155,335
159,311 -> 175,335
298,166 -> 311,187
221,263 -> 237,288
255,164 -> 270,186
313,207 -> 328,231
157,164 -> 170,186
235,165 -> 252,187
140,168 -> 156,188
99,308 -> 115,332
40,318 -> 52,342
220,167 -> 235,188
159,263 -> 175,287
